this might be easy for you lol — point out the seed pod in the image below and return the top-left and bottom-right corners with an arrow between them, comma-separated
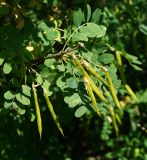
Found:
44,89 -> 64,137
115,51 -> 127,85
109,106 -> 119,136
84,77 -> 101,116
116,51 -> 122,66
83,60 -> 108,86
115,113 -> 122,125
72,55 -> 108,104
72,55 -> 87,75
87,77 -> 108,104
116,51 -> 137,101
125,84 -> 138,101
32,85 -> 42,139
104,68 -> 122,112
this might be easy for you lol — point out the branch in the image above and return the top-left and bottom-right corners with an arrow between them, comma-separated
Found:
27,44 -> 80,67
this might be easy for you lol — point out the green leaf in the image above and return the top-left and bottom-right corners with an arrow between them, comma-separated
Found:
44,58 -> 56,68
126,54 -> 142,65
130,64 -> 142,71
72,32 -> 88,42
22,85 -> 31,97
16,107 -> 26,115
66,78 -> 78,89
36,74 -> 43,85
38,22 -> 58,41
16,93 -> 30,105
3,62 -> 12,74
139,24 -> 147,35
73,8 -> 84,27
75,106 -> 87,117
107,65 -> 118,81
30,112 -> 36,122
56,77 -> 66,90
92,8 -> 101,24
99,53 -> 114,64
40,67 -> 50,78
80,23 -> 106,38
12,102 -> 26,115
42,80 -> 53,96
122,53 -> 142,70
113,79 -> 121,89
4,91 -> 15,100
4,101 -> 12,109
12,78 -> 20,87
86,4 -> 91,22
47,73 -> 57,83
0,57 -> 4,65
64,93 -> 82,108
57,64 -> 65,72
81,51 -> 93,59
38,32 -> 49,46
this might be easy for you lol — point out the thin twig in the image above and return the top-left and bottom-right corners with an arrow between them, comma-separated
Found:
27,44 -> 80,67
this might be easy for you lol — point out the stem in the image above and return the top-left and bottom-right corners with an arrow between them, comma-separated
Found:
62,23 -> 87,51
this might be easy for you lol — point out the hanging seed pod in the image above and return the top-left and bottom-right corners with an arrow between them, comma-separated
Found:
103,67 -> 122,112
109,105 -> 119,136
125,84 -> 138,101
116,51 -> 138,101
32,85 -> 42,139
115,51 -> 127,84
87,77 -> 108,104
115,113 -> 122,125
83,60 -> 108,86
44,89 -> 64,137
84,77 -> 101,116
72,55 -> 108,104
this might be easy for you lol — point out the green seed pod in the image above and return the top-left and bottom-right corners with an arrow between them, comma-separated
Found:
116,51 -> 137,101
87,77 -> 108,104
84,77 -> 101,116
115,113 -> 122,125
104,67 -> 122,112
44,89 -> 64,137
125,84 -> 138,101
109,106 -> 119,136
115,51 -> 127,85
116,51 -> 122,66
72,55 -> 108,104
83,61 -> 108,86
32,86 -> 42,139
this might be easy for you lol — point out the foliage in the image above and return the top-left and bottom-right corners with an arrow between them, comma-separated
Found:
0,0 -> 147,160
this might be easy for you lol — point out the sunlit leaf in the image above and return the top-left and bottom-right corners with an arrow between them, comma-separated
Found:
79,23 -> 106,38
4,91 -> 15,100
92,8 -> 101,24
3,62 -> 12,74
16,93 -> 30,105
66,78 -> 78,89
75,106 -> 87,117
73,8 -> 84,27
22,85 -> 31,97
64,93 -> 82,108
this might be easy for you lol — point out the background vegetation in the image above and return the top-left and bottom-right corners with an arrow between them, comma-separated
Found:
0,0 -> 147,160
